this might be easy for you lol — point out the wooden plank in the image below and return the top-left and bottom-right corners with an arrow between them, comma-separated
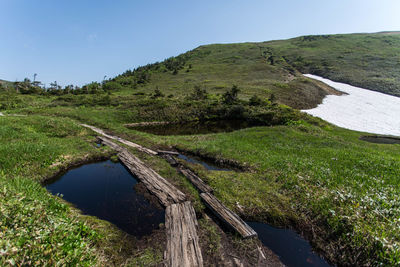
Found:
98,136 -> 186,207
201,192 -> 257,239
81,123 -> 158,155
97,136 -> 123,152
158,150 -> 180,156
162,154 -> 179,167
165,201 -> 203,267
178,167 -> 213,193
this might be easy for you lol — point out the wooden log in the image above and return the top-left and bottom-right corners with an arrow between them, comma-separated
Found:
158,150 -> 180,156
118,149 -> 186,207
81,123 -> 158,155
178,167 -> 213,193
200,192 -> 257,239
98,136 -> 186,207
97,136 -> 123,152
165,201 -> 203,267
162,154 -> 179,167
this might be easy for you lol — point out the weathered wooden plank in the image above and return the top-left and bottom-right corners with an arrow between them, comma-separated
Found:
165,201 -> 203,267
118,149 -> 186,206
82,123 -> 158,155
157,150 -> 180,156
98,136 -> 186,207
178,167 -> 213,193
201,192 -> 257,239
162,154 -> 179,167
97,136 -> 123,152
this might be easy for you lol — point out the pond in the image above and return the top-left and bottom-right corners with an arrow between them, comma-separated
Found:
303,74 -> 400,136
360,135 -> 400,144
127,119 -> 253,136
45,160 -> 165,238
247,222 -> 331,267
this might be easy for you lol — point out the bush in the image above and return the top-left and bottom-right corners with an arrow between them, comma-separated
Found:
249,94 -> 263,106
103,81 -> 123,91
222,85 -> 240,104
151,89 -> 164,98
191,85 -> 208,100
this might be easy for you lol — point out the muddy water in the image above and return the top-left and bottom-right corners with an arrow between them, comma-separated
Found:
247,222 -> 331,267
45,160 -> 165,238
128,119 -> 253,135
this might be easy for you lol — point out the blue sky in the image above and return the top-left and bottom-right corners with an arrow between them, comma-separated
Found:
1,0 -> 400,86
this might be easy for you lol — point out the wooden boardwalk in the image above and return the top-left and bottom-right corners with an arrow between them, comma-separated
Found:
85,125 -> 259,265
96,136 -> 203,266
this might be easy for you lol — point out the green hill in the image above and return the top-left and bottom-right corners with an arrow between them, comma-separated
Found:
111,32 -> 400,103
111,42 -> 341,110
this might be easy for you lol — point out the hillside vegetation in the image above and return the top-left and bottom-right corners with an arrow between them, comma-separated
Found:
267,32 -> 400,96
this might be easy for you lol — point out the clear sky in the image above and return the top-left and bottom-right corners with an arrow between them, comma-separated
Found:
1,0 -> 400,86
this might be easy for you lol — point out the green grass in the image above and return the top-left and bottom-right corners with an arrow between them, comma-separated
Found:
0,116 -> 167,266
2,92 -> 399,265
156,122 -> 400,265
0,175 -> 99,266
0,116 -> 103,265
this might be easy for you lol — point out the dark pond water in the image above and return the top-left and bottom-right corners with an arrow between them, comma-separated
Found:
177,154 -> 230,171
360,135 -> 400,144
128,120 -> 254,135
45,160 -> 165,238
247,222 -> 331,267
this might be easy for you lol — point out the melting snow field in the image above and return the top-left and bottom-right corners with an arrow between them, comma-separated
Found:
302,74 -> 400,137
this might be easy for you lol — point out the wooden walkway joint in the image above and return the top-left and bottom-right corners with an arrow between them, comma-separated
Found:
98,136 -> 186,207
81,123 -> 158,155
85,124 -> 258,264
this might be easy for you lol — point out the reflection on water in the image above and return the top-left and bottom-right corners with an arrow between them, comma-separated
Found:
45,160 -> 165,238
247,222 -> 331,267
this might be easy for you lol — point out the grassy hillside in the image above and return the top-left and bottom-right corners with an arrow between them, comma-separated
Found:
267,32 -> 400,96
109,32 -> 400,104
110,42 -> 340,110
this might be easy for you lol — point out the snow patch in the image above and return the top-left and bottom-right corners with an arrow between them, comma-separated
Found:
302,74 -> 400,136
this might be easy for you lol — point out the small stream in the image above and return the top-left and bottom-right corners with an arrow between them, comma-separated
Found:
177,153 -> 230,171
45,160 -> 165,238
247,222 -> 331,267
